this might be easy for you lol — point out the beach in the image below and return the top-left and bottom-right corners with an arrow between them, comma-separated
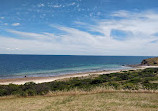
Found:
0,65 -> 157,85
0,70 -> 123,85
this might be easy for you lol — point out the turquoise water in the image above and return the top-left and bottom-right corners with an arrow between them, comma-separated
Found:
0,55 -> 152,79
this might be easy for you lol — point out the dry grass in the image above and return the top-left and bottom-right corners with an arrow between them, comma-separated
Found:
0,88 -> 158,111
44,87 -> 158,97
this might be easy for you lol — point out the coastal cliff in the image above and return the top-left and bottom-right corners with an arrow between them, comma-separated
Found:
141,57 -> 158,66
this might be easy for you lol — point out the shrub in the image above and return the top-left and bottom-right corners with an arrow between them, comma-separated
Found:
19,91 -> 28,97
107,82 -> 120,89
0,89 -> 7,96
26,89 -> 36,96
142,83 -> 158,90
23,82 -> 36,90
128,77 -> 141,83
123,83 -> 138,90
90,79 -> 103,85
35,84 -> 49,95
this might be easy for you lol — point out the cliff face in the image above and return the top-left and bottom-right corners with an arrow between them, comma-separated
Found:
141,57 -> 158,66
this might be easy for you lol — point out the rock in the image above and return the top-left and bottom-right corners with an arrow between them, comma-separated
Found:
141,57 -> 158,66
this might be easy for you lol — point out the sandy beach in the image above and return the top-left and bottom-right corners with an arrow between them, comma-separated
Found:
0,66 -> 158,85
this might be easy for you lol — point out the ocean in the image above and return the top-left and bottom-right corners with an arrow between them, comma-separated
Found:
0,54 -> 152,79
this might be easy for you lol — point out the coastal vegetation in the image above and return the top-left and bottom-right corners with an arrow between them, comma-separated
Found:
141,57 -> 158,66
0,68 -> 158,97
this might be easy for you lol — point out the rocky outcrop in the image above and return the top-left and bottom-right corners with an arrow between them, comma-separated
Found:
141,57 -> 158,66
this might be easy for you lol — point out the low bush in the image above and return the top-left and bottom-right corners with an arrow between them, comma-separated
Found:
0,68 -> 158,97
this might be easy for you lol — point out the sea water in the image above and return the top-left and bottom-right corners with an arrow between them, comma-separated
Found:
0,54 -> 152,79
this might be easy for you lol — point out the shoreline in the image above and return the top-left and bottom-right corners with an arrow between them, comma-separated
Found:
0,66 -> 158,85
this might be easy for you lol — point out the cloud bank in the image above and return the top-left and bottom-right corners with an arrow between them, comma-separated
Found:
0,10 -> 158,56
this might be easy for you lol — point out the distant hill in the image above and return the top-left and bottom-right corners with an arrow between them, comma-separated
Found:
141,57 -> 158,66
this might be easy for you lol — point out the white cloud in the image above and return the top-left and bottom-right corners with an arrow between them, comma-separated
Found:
51,5 -> 62,8
38,3 -> 45,7
1,10 -> 158,55
6,29 -> 56,41
67,2 -> 76,6
0,17 -> 4,19
6,47 -> 20,50
111,10 -> 130,17
11,23 -> 20,26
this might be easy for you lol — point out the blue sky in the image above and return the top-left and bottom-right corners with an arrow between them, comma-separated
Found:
0,0 -> 158,55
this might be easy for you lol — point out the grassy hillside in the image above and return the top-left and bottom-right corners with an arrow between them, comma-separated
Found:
0,68 -> 158,111
0,91 -> 158,111
141,57 -> 158,66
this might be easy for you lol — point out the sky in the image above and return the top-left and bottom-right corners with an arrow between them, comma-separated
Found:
0,0 -> 158,56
